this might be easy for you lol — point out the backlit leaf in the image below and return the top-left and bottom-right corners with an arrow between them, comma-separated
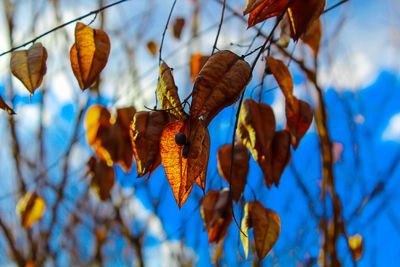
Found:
243,0 -> 265,15
85,105 -> 111,146
247,0 -> 290,28
237,98 -> 276,188
191,50 -> 252,125
190,53 -> 208,82
348,234 -> 363,261
88,156 -> 115,201
0,95 -> 15,115
285,97 -> 313,149
146,41 -> 157,56
217,143 -> 250,202
16,191 -> 46,228
271,130 -> 291,186
266,56 -> 293,102
70,22 -> 111,90
302,18 -> 322,57
172,17 -> 185,39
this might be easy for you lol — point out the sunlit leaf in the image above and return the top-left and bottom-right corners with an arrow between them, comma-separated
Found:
285,97 -> 313,149
70,22 -> 111,90
217,143 -> 250,202
240,201 -> 250,259
0,95 -> 15,115
10,43 -> 47,94
146,41 -> 157,56
247,0 -> 290,28
88,156 -> 115,201
349,234 -> 363,261
266,56 -> 293,102
302,18 -> 322,57
190,53 -> 208,82
191,50 -> 252,125
157,62 -> 183,119
16,191 -> 46,228
172,17 -> 185,39
237,98 -> 276,188
85,105 -> 112,146
130,111 -> 170,177
271,130 -> 291,186
243,0 -> 265,15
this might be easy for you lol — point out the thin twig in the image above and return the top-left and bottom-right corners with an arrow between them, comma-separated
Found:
158,0 -> 178,65
211,0 -> 226,55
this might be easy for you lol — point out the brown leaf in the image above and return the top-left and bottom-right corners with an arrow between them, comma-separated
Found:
271,130 -> 291,186
0,95 -> 15,115
279,13 -> 291,48
302,18 -> 322,57
241,201 -> 280,260
116,106 -> 136,130
88,156 -> 116,201
146,41 -> 157,56
172,17 -> 185,39
237,98 -> 276,188
348,234 -> 363,261
190,53 -> 209,82
160,118 -> 210,208
217,143 -> 250,202
286,97 -> 313,149
157,62 -> 183,119
247,0 -> 290,28
266,56 -> 293,102
85,105 -> 112,146
190,50 -> 252,125
70,22 -> 111,90
243,0 -> 265,15
16,191 -> 46,228
130,111 -> 170,177
200,189 -> 232,243
10,43 -> 47,94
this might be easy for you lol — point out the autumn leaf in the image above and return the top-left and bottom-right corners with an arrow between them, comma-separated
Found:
16,191 -> 46,228
266,56 -> 293,102
200,189 -> 232,243
85,105 -> 112,146
160,118 -> 210,208
157,62 -> 183,119
246,0 -> 290,28
10,42 -> 47,95
302,18 -> 322,57
0,95 -> 15,115
271,130 -> 291,186
146,41 -> 157,56
88,156 -> 116,201
285,97 -> 313,149
190,53 -> 208,82
190,50 -> 252,125
172,17 -> 185,39
130,111 -> 171,177
237,98 -> 276,188
348,234 -> 363,261
279,13 -> 291,48
217,143 -> 250,202
70,22 -> 111,90
241,201 -> 280,260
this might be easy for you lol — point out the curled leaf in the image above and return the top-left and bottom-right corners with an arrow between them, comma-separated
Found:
130,111 -> 170,177
247,0 -> 290,28
70,22 -> 111,90
200,189 -> 232,243
217,143 -> 250,202
285,97 -> 313,149
271,130 -> 291,186
266,56 -> 293,102
10,43 -> 47,94
16,191 -> 46,228
237,98 -> 276,188
160,118 -> 210,208
0,95 -> 15,115
157,62 -> 183,119
172,17 -> 185,39
190,53 -> 209,82
190,50 -> 252,124
88,156 -> 115,201
146,41 -> 158,56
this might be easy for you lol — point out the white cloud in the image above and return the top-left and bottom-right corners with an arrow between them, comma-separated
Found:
382,113 -> 400,142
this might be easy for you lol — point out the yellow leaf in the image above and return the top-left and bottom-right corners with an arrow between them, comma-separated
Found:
16,191 -> 46,228
241,203 -> 250,259
349,234 -> 363,261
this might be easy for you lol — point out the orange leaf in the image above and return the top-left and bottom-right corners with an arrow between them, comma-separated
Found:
130,111 -> 171,177
70,23 -> 111,90
247,0 -> 290,28
172,17 -> 185,39
243,0 -> 265,15
302,18 -> 322,57
0,95 -> 15,115
85,105 -> 111,146
271,130 -> 291,186
16,191 -> 46,228
190,53 -> 208,82
191,50 -> 252,125
10,43 -> 47,94
266,56 -> 293,102
157,62 -> 183,119
237,98 -> 276,188
285,97 -> 313,149
146,41 -> 157,56
88,156 -> 116,201
217,143 -> 250,202
160,118 -> 210,208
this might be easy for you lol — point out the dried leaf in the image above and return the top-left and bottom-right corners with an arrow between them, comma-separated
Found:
217,143 -> 250,202
247,0 -> 290,28
157,62 -> 183,119
16,191 -> 46,228
172,17 -> 185,39
286,97 -> 313,149
190,53 -> 208,82
146,41 -> 157,56
191,50 -> 252,124
88,156 -> 115,201
271,130 -> 291,186
279,13 -> 291,48
302,18 -> 322,57
243,0 -> 265,15
237,98 -> 276,188
85,105 -> 111,145
266,56 -> 293,102
241,201 -> 280,260
0,95 -> 15,115
240,203 -> 250,259
349,234 -> 363,261
10,43 -> 47,94
116,106 -> 136,130
160,118 -> 210,208
130,111 -> 170,177
70,22 -> 111,90
200,189 -> 232,243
